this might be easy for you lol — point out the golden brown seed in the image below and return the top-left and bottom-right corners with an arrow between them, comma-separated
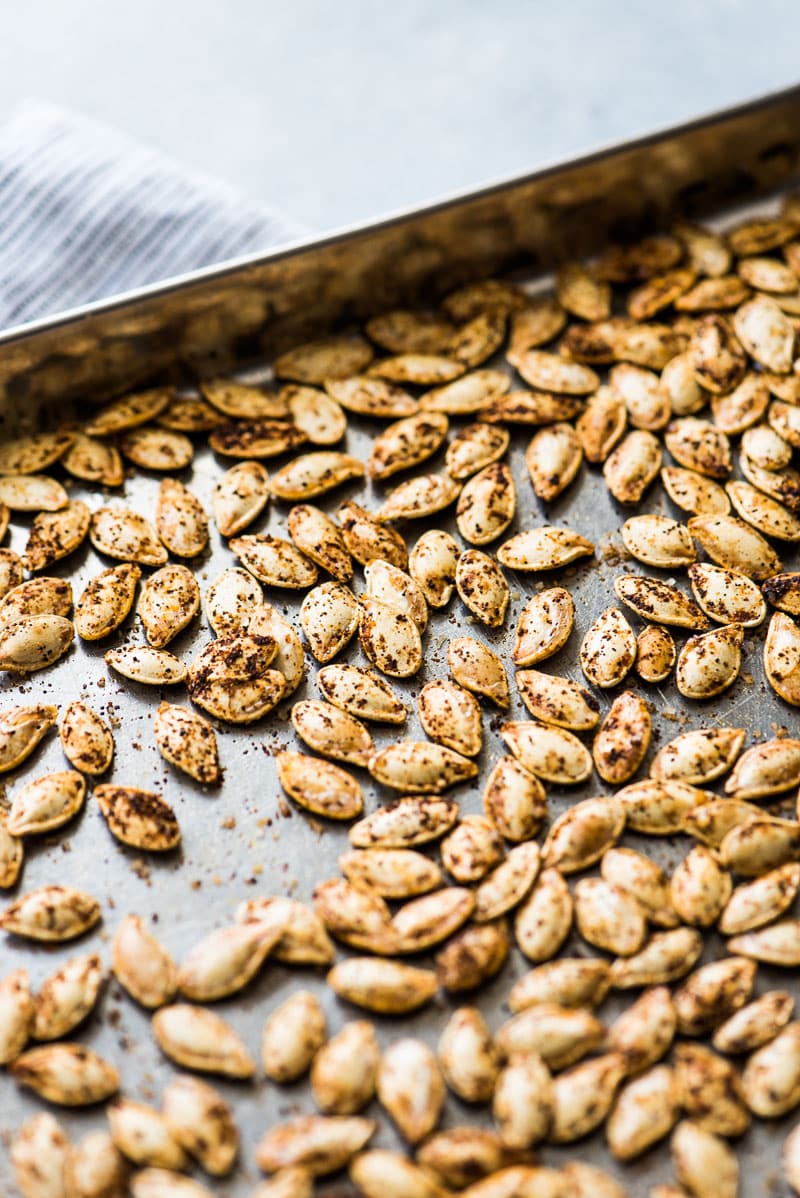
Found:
178,921 -> 281,1001
94,785 -> 180,852
74,563 -> 140,642
711,372 -> 770,433
497,526 -> 593,572
138,564 -> 200,648
107,1098 -> 189,1170
212,460 -> 271,537
364,559 -> 427,629
63,1128 -> 128,1198
318,662 -> 406,724
89,507 -> 167,567
338,499 -> 409,570
674,1042 -> 750,1137
152,1004 -> 256,1078
557,262 -> 611,320
548,1053 -> 626,1144
614,574 -> 709,630
593,691 -> 651,783
0,613 -> 73,673
690,313 -> 747,393
8,770 -> 86,837
271,450 -> 366,501
482,756 -> 547,841
500,720 -> 592,785
514,868 -> 573,962
276,750 -> 363,820
441,816 -> 503,882
449,636 -> 510,707
153,703 -> 220,785
635,624 -> 676,682
512,587 -> 574,666
671,845 -> 732,926
493,1053 -> 553,1149
130,1169 -> 214,1198
190,672 -> 286,724
392,887 -> 476,953
603,429 -> 662,504
155,478 -> 208,558
415,1127 -> 523,1191
327,957 -> 438,1014
720,817 -> 800,877
496,1003 -> 604,1070
650,726 -> 745,784
311,1020 -> 379,1115
202,379 -> 288,419
408,529 -> 458,607
606,1066 -> 680,1160
12,1043 -> 119,1105
525,423 -> 583,501
63,432 -> 125,486
719,864 -> 800,935
734,293 -> 796,371
291,699 -> 374,768
712,990 -> 795,1054
436,918 -> 509,990
516,669 -> 599,731
437,1006 -> 499,1104
12,1111 -> 70,1197
300,581 -> 359,663
162,1074 -> 238,1177
359,597 -> 423,675
112,914 -> 177,1009
85,388 -> 172,435
602,847 -> 678,927
369,740 -> 478,793
262,990 -> 326,1082
689,513 -> 782,580
765,610 -> 800,705
418,680 -> 482,757
313,877 -> 395,952
239,897 -> 330,969
606,986 -> 677,1074
508,956 -> 611,1013
340,847 -> 441,899
1,885 -> 100,942
727,919 -> 800,966
671,1120 -> 738,1198
579,606 -> 636,687
622,514 -> 695,568
674,956 -> 756,1035
0,967 -> 33,1064
0,576 -> 72,624
741,1021 -> 800,1117
574,877 -> 647,956
619,778 -> 711,835
231,533 -> 319,588
610,927 -> 704,989
543,797 -> 624,874
610,362 -> 671,429
288,503 -> 352,583
208,419 -> 306,460
378,1038 -> 445,1144
349,795 -> 458,848
446,422 -> 509,481
675,622 -> 743,700
575,385 -> 627,462
24,501 -> 91,571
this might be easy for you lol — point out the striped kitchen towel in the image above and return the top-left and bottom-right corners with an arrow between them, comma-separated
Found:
0,99 -> 306,329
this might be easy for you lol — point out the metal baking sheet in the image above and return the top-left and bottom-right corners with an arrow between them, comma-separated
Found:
2,119 -> 800,1197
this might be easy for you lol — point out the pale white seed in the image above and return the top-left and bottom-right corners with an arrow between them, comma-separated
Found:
606,1066 -> 679,1160
112,914 -> 177,1009
262,990 -> 326,1083
8,770 -> 86,836
496,1003 -> 604,1071
368,741 -> 478,793
497,526 -> 593,572
152,1004 -> 256,1078
514,868 -> 573,962
12,1042 -> 119,1105
574,877 -> 647,956
276,750 -> 363,820
448,636 -> 510,707
1,885 -> 100,942
311,1020 -> 379,1115
671,1120 -> 738,1198
377,1038 -> 445,1144
161,1074 -> 239,1177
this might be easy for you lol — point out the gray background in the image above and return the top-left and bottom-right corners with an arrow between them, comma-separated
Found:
0,0 -> 797,234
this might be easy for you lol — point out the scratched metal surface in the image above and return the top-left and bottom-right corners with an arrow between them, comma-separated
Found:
1,202 -> 800,1197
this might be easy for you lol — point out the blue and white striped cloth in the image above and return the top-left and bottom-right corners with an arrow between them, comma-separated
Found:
0,99 -> 305,329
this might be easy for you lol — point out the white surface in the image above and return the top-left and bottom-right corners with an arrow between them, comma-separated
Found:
0,0 -> 796,232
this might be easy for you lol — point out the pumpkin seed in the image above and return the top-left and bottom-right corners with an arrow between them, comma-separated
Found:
446,278 -> 527,320
437,1006 -> 498,1103
291,698 -> 373,767
326,376 -> 417,417
665,418 -> 732,479
455,550 -> 509,627
112,914 -> 177,1008
671,1120 -> 738,1198
496,1002 -> 604,1070
508,957 -> 611,1012
674,220 -> 731,277
11,1112 -> 70,1197
606,985 -> 677,1073
603,429 -> 662,504
359,597 -> 423,676
105,645 -> 187,685
162,1074 -> 238,1177
512,587 -> 575,666
0,548 -> 23,599
514,868 -> 573,962
627,265 -> 696,319
231,533 -> 318,588
743,422 -> 793,470
619,778 -> 711,835
74,563 -> 140,641
130,1169 -> 214,1198
392,887 -> 476,952
201,378 -> 288,419
369,412 -> 449,480
119,426 -> 193,471
479,388 -> 583,425
575,385 -> 627,462
441,816 -> 503,884
287,503 -> 352,583
418,680 -> 481,756
548,1053 -> 626,1144
497,526 -> 593,572
364,559 -> 427,629
408,529 -> 458,607
472,842 -> 540,922
671,845 -> 732,926
621,514 -> 695,568
557,262 -> 611,320
0,576 -> 72,624
95,784 -> 180,851
0,473 -> 68,512
764,610 -> 800,704
8,770 -> 86,836
275,335 -> 374,383
712,990 -> 795,1054
543,797 -> 624,873
63,432 -> 125,486
25,501 -> 91,570
318,662 -> 406,724
178,921 -> 280,1001
690,314 -> 747,393
204,567 -> 262,636
415,1127 -> 520,1191
368,354 -> 463,387
675,622 -> 744,700
1,884 -> 99,942
516,669 -> 599,730
152,1003 -> 255,1078
367,309 -> 456,354
421,369 -> 510,415
0,429 -> 76,475
661,465 -> 730,516
212,460 -> 271,536
209,419 -> 306,460
276,750 -> 363,820
300,581 -> 359,662
311,1020 -> 379,1116
339,501 -> 411,570
601,847 -> 678,927
740,453 -> 800,511
446,422 -> 509,481
138,564 -> 199,647
155,479 -> 208,558
525,424 -> 583,502
741,1020 -> 800,1116
1,825 -> 25,889
501,720 -> 592,785
650,725 -> 745,783
90,507 -> 167,567
482,756 -> 547,841
377,473 -> 461,522
734,294 -> 796,371
238,896 -> 334,965
327,957 -> 437,1014
711,372 -> 770,434
493,1053 -> 553,1150
606,1065 -> 679,1161
725,738 -> 800,799
271,451 -> 365,501
674,956 -> 756,1035
377,1038 -> 445,1144
261,990 -> 326,1082
0,613 -> 73,673
661,349 -> 707,415
456,461 -> 516,544
349,795 -> 458,849
610,362 -> 671,430
158,394 -> 225,432
574,877 -> 647,956
350,1150 -> 446,1198
728,919 -> 800,966
720,817 -> 800,876
340,848 -> 442,899
727,479 -> 800,542
249,603 -> 304,694
12,1043 -> 119,1106
85,388 -> 172,435
675,1041 -> 750,1137
284,384 -> 347,444
635,624 -> 677,682
719,864 -> 800,935
153,703 -> 220,785
593,691 -> 651,783
33,952 -> 104,1042
514,350 -> 598,395
615,574 -> 710,629
190,673 -> 286,724
610,927 -> 704,988
688,561 -> 766,627
449,636 -> 510,707
579,606 -> 637,687
0,968 -> 33,1064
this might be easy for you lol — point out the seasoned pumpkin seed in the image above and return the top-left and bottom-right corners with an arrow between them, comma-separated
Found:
112,914 -> 177,1009
512,587 -> 574,666
155,478 -> 208,558
603,429 -> 662,504
327,957 -> 438,1014
8,770 -> 86,836
291,699 -> 374,767
369,412 -> 449,480
516,669 -> 600,730
231,533 -> 318,588
318,662 -> 407,724
482,756 -> 547,841
579,606 -> 637,687
650,725 -> 745,783
497,526 -> 593,572
276,750 -> 363,820
138,564 -> 199,648
543,797 -> 624,873
449,636 -> 510,706
25,501 -> 91,571
501,720 -> 592,785
153,703 -> 220,785
12,1043 -> 119,1106
614,574 -> 710,629
152,1004 -> 255,1078
33,952 -> 104,1042
446,422 -> 509,481
311,1020 -> 379,1115
271,451 -> 365,501
300,581 -> 359,662
635,624 -> 677,682
593,691 -> 651,783
675,622 -> 744,699
377,473 -> 461,522
261,990 -> 326,1082
408,529 -> 458,607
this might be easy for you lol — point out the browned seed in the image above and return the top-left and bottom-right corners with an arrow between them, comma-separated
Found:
94,785 -> 181,852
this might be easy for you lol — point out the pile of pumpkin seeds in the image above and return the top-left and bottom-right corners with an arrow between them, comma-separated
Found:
5,198 -> 800,1198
